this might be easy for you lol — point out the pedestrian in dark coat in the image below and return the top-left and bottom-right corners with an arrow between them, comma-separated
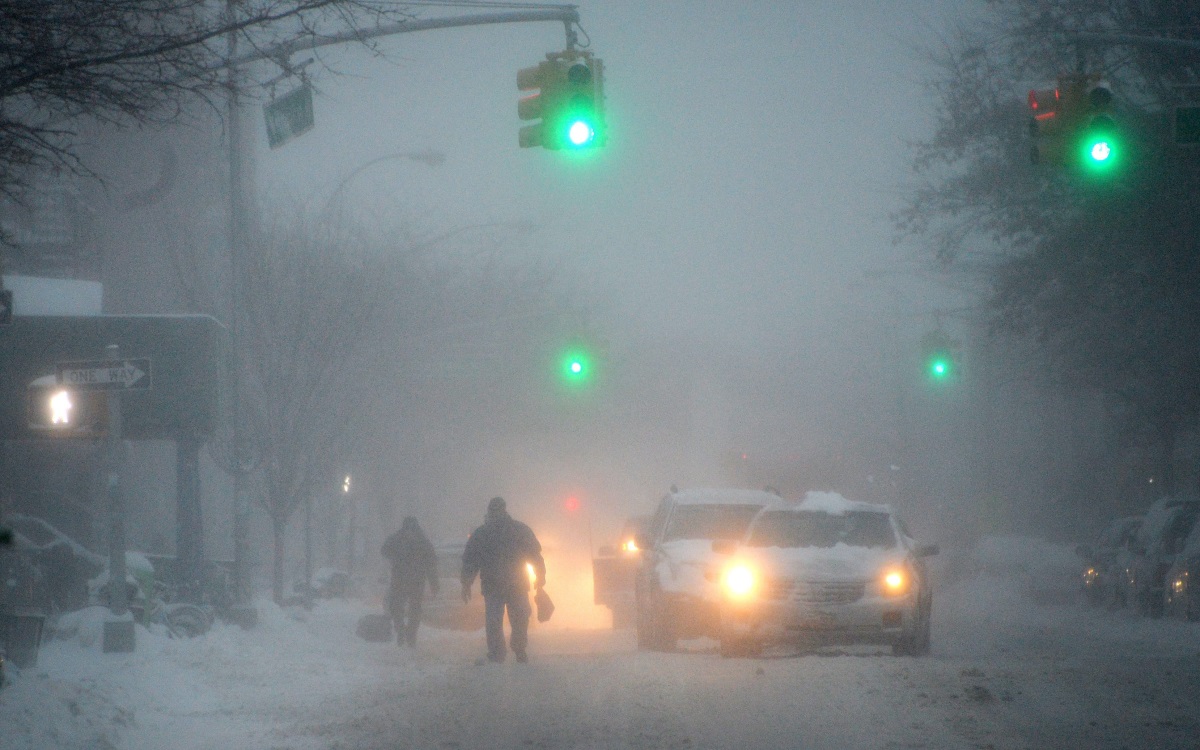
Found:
460,497 -> 546,663
381,516 -> 439,647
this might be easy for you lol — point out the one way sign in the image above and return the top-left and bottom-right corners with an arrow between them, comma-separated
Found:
57,358 -> 153,391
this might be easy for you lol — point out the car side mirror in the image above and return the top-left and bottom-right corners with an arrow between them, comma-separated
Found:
711,539 -> 737,555
914,543 -> 940,558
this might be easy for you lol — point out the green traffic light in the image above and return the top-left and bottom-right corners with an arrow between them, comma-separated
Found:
562,350 -> 591,383
929,357 -> 951,380
567,119 -> 595,147
1080,128 -> 1119,173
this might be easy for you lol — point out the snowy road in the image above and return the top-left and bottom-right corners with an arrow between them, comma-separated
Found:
286,602 -> 1200,750
6,548 -> 1200,749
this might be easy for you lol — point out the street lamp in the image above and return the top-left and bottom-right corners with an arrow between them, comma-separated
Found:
320,150 -> 445,218
343,474 -> 356,577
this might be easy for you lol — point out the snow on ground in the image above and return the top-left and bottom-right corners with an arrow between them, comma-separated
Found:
3,536 -> 1200,749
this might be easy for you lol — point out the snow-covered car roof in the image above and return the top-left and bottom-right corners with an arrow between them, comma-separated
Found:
669,488 -> 779,506
789,490 -> 892,516
1137,495 -> 1200,547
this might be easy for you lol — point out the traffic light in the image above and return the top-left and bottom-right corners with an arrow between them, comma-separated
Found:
927,350 -> 953,381
1028,75 -> 1120,173
1078,82 -> 1118,173
517,52 -> 606,151
557,58 -> 605,150
26,377 -> 106,436
560,347 -> 593,385
920,331 -> 959,384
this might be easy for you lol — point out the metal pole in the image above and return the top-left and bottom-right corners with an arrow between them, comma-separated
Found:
223,9 -> 581,69
105,344 -> 127,617
176,435 -> 204,602
227,4 -> 253,607
102,343 -> 135,653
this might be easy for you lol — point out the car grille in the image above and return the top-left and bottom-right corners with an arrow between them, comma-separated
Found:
766,578 -> 865,605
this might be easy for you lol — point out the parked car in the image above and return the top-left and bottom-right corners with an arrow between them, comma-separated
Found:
713,492 -> 938,657
1164,513 -> 1200,621
634,488 -> 775,651
1076,515 -> 1142,607
1124,496 -> 1200,618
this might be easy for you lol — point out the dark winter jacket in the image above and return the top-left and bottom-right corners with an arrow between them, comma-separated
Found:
381,518 -> 439,596
461,510 -> 546,598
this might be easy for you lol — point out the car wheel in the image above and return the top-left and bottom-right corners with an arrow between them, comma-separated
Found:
894,601 -> 931,657
648,597 -> 677,651
611,601 -> 636,630
635,593 -> 652,650
1141,589 -> 1165,619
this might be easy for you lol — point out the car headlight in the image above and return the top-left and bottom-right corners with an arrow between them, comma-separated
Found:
621,538 -> 639,554
722,562 -> 757,600
881,566 -> 911,596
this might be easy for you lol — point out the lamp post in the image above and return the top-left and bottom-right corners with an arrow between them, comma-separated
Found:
343,474 -> 355,577
319,150 -> 445,219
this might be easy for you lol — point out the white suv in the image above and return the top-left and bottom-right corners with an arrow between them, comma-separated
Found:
713,492 -> 938,657
634,488 -> 775,651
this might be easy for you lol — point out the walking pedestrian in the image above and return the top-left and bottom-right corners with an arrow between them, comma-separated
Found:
461,497 -> 546,663
381,516 -> 439,647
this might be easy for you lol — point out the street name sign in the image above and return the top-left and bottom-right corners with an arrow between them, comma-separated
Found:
264,84 -> 314,149
57,358 -> 153,390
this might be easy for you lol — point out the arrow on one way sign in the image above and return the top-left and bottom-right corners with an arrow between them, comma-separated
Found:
56,358 -> 153,391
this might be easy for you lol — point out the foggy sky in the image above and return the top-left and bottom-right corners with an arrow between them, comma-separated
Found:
250,0 -> 971,538
258,1 -> 956,338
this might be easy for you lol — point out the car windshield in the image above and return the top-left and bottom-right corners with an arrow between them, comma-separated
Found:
747,509 -> 897,549
662,504 -> 762,542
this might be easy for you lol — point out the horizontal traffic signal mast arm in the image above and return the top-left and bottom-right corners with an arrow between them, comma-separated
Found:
221,7 -> 583,69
